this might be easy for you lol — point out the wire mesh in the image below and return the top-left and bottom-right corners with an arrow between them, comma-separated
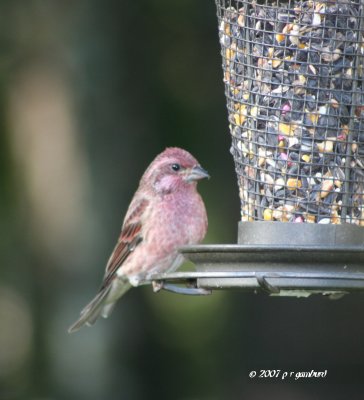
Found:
216,0 -> 364,224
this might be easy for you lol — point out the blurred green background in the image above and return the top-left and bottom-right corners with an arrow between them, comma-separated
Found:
1,1 -> 364,399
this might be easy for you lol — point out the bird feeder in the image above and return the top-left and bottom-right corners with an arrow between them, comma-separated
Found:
147,0 -> 364,297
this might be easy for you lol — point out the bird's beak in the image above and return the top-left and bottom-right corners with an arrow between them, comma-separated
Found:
185,165 -> 210,182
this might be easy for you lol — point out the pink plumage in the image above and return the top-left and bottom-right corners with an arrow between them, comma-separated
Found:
68,147 -> 209,332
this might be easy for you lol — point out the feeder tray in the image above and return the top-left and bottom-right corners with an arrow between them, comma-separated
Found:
147,223 -> 364,297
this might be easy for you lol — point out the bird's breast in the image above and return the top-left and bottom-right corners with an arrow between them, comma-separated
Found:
153,189 -> 207,249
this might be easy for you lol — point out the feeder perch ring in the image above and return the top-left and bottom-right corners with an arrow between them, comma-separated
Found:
145,245 -> 364,298
143,223 -> 364,298
183,242 -> 364,295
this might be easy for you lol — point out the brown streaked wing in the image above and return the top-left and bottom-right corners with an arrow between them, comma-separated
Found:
100,198 -> 149,290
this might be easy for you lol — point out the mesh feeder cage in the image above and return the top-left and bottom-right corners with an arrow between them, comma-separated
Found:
148,0 -> 364,297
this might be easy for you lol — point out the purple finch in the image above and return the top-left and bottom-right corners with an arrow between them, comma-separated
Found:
68,147 -> 209,332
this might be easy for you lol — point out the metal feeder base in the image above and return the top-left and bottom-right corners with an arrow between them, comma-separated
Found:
148,223 -> 364,298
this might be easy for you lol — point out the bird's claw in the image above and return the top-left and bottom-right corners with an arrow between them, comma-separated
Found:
256,274 -> 280,294
152,281 -> 164,293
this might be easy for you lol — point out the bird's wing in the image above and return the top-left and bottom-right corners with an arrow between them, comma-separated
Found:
100,197 -> 149,289
68,196 -> 150,333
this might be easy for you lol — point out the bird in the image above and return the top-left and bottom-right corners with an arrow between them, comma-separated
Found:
68,147 -> 209,333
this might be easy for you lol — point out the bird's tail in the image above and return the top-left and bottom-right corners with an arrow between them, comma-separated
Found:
68,280 -> 131,333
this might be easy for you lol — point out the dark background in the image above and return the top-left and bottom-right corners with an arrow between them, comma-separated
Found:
0,1 -> 363,399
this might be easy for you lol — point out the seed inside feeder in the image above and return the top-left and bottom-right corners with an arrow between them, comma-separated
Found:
218,0 -> 364,224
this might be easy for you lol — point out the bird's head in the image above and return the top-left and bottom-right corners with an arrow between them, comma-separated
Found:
142,147 -> 209,194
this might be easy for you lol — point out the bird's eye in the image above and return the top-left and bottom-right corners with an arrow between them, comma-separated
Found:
171,163 -> 181,172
